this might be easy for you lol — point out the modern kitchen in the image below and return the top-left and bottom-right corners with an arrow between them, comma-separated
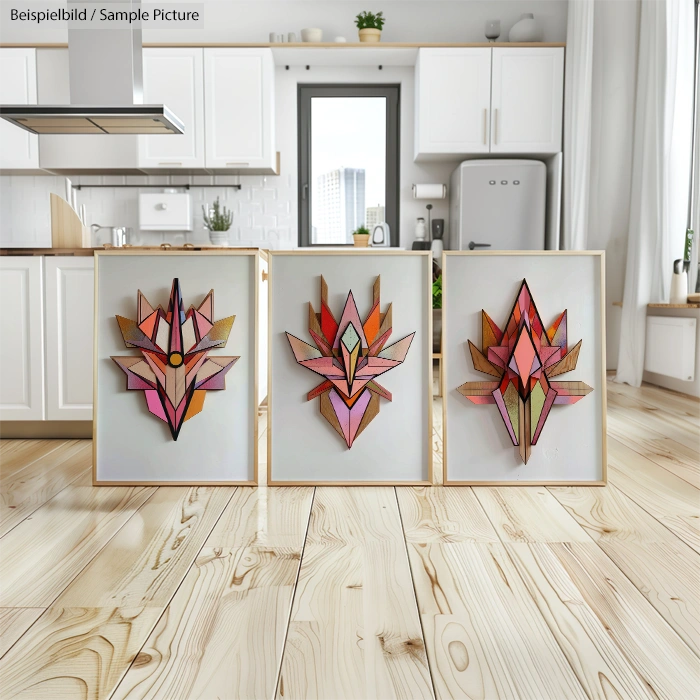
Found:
0,1 -> 574,432
0,1 -> 698,698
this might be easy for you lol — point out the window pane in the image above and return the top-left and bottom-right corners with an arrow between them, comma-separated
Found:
310,97 -> 386,245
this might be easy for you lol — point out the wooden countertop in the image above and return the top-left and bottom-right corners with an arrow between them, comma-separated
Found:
648,303 -> 700,309
1,246 -> 267,256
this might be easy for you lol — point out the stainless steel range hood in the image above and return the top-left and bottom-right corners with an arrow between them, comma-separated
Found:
0,0 -> 184,135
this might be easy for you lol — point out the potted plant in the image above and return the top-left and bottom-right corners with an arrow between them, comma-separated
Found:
202,197 -> 233,246
355,11 -> 385,43
432,270 -> 442,353
352,225 -> 371,247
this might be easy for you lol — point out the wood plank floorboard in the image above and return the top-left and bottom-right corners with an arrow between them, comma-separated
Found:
278,487 -> 434,699
550,482 -> 700,655
0,380 -> 698,699
0,440 -> 91,537
0,608 -> 44,658
110,487 -> 314,700
608,437 -> 700,553
0,486 -> 233,699
473,485 -> 592,543
0,440 -> 67,480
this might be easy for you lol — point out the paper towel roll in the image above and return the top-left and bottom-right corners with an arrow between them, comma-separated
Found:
412,183 -> 446,199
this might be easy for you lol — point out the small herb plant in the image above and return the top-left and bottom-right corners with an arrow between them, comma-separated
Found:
432,274 -> 442,309
353,225 -> 370,236
355,11 -> 385,30
202,197 -> 233,231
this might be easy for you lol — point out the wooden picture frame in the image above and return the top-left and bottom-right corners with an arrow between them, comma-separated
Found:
441,251 -> 607,486
267,250 -> 433,486
93,249 -> 266,485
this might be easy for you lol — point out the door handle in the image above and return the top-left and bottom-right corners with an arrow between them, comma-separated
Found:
493,108 -> 499,145
483,108 -> 487,145
468,242 -> 492,250
302,183 -> 309,200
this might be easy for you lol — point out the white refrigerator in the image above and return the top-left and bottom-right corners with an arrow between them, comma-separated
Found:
449,159 -> 546,250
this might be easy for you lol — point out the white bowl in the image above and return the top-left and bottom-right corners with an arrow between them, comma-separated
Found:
301,28 -> 323,43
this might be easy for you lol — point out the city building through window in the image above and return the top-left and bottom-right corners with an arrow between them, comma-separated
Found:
298,85 -> 400,246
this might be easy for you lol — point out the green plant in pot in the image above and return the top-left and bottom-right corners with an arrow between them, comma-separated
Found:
202,197 -> 233,246
355,11 -> 385,43
353,225 -> 371,247
432,272 -> 442,353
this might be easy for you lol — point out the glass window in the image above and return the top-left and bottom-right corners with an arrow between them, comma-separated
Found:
298,85 -> 399,246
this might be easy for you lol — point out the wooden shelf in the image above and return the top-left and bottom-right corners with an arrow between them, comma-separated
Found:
648,303 -> 700,309
0,41 -> 566,50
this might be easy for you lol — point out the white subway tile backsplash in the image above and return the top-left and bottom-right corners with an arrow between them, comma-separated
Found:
1,174 -> 291,249
264,199 -> 290,215
253,214 -> 277,229
251,188 -> 277,201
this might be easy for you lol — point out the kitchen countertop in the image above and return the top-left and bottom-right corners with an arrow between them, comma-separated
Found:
1,246 -> 266,256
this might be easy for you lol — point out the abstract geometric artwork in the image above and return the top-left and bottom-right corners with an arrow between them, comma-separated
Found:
111,278 -> 238,440
457,279 -> 592,464
285,276 -> 415,448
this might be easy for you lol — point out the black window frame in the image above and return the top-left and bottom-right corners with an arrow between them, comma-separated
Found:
297,84 -> 400,247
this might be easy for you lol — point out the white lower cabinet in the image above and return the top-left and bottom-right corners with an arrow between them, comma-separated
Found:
44,257 -> 94,420
0,257 -> 45,420
0,256 -> 94,421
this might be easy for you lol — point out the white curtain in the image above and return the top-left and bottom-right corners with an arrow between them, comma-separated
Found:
615,0 -> 695,386
562,0 -> 595,251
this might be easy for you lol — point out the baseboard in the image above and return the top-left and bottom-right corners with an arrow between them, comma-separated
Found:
0,421 -> 93,439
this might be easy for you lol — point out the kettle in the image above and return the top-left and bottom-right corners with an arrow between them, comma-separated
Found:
370,222 -> 391,247
91,224 -> 130,247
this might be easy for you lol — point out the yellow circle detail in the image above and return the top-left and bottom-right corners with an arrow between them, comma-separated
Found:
169,352 -> 183,367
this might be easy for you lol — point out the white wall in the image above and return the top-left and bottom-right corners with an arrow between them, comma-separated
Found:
587,0 -> 639,369
0,1 -> 568,44
276,64 -> 455,248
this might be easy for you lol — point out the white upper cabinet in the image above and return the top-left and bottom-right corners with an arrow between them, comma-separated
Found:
0,257 -> 45,420
204,48 -> 276,171
44,257 -> 94,420
139,48 -> 205,170
0,49 -> 39,172
414,47 -> 564,159
414,48 -> 492,160
491,48 -> 564,154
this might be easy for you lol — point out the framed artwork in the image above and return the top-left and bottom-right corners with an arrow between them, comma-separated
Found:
442,251 -> 606,485
93,250 -> 267,485
268,251 -> 433,485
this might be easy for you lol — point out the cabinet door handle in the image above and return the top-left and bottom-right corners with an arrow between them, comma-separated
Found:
158,162 -> 183,166
226,162 -> 250,167
483,109 -> 488,145
493,108 -> 499,145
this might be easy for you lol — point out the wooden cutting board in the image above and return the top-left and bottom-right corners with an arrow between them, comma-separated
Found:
50,193 -> 91,248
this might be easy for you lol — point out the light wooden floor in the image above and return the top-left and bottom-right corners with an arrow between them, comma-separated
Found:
0,378 -> 698,699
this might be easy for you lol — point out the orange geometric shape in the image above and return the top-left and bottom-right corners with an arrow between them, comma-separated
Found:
184,389 -> 206,421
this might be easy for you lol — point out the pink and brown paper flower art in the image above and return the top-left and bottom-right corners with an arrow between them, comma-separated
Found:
458,279 -> 592,464
286,276 -> 415,448
111,279 -> 238,440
